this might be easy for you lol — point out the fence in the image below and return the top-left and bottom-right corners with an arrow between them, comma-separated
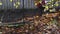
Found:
0,0 -> 36,9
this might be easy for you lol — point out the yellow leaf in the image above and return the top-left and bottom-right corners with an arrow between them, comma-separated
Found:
0,2 -> 2,5
10,0 -> 13,2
